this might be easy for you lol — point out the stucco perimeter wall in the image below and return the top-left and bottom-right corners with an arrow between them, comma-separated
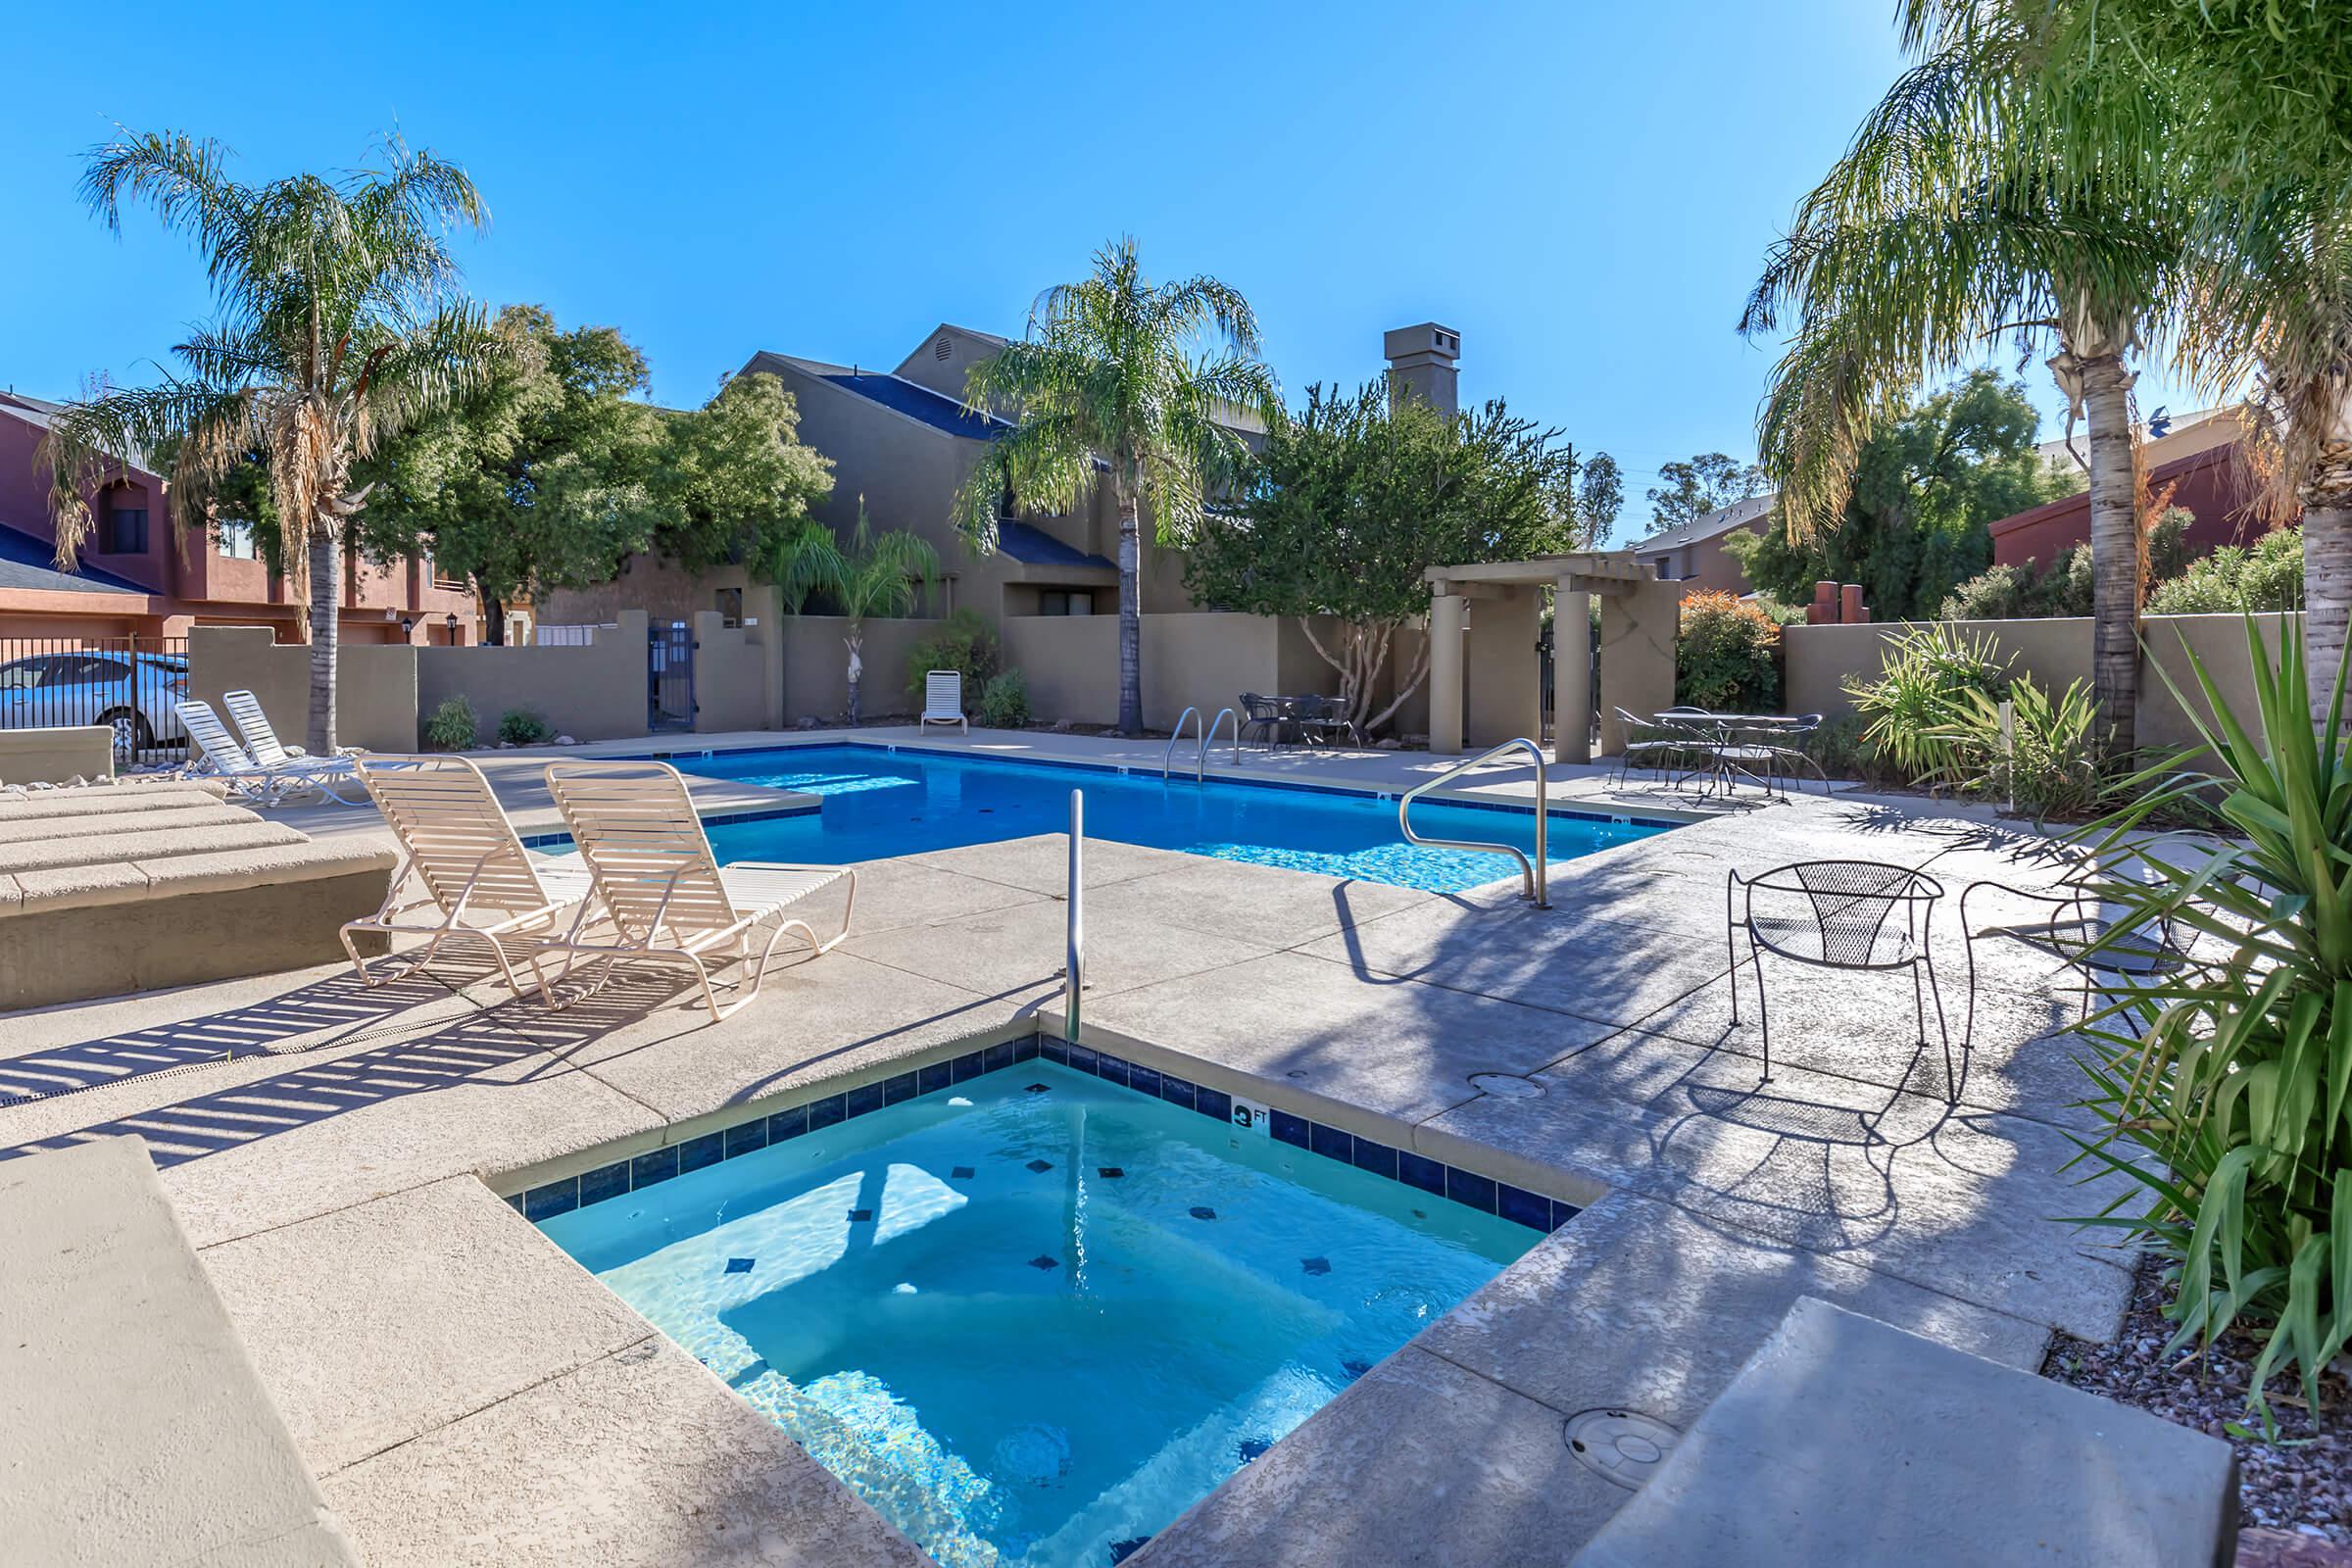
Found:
0,725 -> 114,785
1786,612 -> 2290,755
415,612 -> 652,743
781,615 -> 944,721
189,626 -> 422,752
995,612 -> 1323,731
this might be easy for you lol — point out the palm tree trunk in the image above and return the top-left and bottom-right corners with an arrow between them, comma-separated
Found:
845,625 -> 864,725
2301,442 -> 2352,725
2079,354 -> 2139,759
306,526 -> 339,755
1116,501 -> 1143,736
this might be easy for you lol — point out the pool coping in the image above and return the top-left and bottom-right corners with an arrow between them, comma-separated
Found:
493,1023 -> 1594,1239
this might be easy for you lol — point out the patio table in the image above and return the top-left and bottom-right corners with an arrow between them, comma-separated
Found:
1651,711 -> 1808,798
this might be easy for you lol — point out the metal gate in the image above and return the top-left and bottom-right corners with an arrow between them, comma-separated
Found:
0,633 -> 194,763
648,621 -> 696,732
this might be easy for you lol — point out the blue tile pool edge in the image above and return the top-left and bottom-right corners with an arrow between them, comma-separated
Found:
501,1030 -> 1584,1235
619,737 -> 1691,832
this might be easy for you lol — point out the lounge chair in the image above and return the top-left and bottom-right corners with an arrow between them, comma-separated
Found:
339,755 -> 590,995
920,669 -> 968,736
173,699 -> 296,808
541,760 -> 855,1020
221,689 -> 368,803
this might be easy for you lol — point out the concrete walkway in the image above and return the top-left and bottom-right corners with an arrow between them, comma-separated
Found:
1,729 -> 2127,1566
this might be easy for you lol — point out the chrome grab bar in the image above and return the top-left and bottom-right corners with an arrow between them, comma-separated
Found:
1064,787 -> 1083,1042
1397,737 -> 1548,907
1200,707 -> 1240,781
1161,707 -> 1201,781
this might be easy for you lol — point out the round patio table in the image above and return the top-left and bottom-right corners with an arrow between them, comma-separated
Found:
1652,711 -> 1808,798
1725,858 -> 1955,1098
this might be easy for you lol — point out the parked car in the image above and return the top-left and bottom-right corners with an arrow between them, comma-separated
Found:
0,652 -> 190,758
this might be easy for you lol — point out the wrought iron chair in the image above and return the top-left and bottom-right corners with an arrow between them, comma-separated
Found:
1236,693 -> 1289,749
1728,859 -> 1955,1098
1610,708 -> 1704,788
1959,865 -> 2216,1049
1295,694 -> 1363,748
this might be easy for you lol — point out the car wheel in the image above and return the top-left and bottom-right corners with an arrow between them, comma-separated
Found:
101,709 -> 153,764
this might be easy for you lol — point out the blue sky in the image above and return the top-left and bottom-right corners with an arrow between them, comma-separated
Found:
0,0 -> 2198,537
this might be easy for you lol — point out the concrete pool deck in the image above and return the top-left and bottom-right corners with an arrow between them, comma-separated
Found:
3,728 -> 2142,1566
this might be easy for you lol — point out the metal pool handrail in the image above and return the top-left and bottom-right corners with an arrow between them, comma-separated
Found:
1161,707 -> 1202,781
1397,737 -> 1549,907
1201,707 -> 1240,779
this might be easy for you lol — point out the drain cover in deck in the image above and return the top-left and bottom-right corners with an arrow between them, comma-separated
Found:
1469,1073 -> 1544,1100
1565,1408 -> 1679,1489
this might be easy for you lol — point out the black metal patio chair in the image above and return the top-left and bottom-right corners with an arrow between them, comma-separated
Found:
1958,866 -> 2220,1049
1728,859 -> 1955,1099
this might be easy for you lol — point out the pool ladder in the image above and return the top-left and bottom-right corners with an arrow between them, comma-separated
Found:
1397,737 -> 1549,907
1160,706 -> 1240,783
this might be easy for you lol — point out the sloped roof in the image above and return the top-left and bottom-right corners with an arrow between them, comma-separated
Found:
1630,491 -> 1777,554
996,519 -> 1113,572
818,369 -> 1014,441
0,523 -> 144,596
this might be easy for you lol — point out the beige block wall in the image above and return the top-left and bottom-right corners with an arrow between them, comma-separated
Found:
0,725 -> 114,785
691,612 -> 777,734
1002,615 -> 1120,726
414,612 -> 651,743
1463,590 -> 1543,748
1597,578 -> 1682,756
189,626 -> 422,752
781,615 -> 945,721
1784,612 -> 2289,755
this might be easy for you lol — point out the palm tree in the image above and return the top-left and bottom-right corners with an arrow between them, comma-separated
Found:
769,500 -> 941,724
1741,35 -> 2178,756
38,129 -> 496,753
952,237 -> 1280,736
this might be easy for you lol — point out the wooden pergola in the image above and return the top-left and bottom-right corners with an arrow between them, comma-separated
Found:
1422,552 -> 1677,762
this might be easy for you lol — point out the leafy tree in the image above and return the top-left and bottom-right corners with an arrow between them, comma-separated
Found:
653,370 -> 833,575
1556,448 -> 1625,548
1724,372 -> 2068,618
37,128 -> 497,752
764,500 -> 939,722
1645,453 -> 1768,531
1741,22 -> 2181,755
1182,380 -> 1577,733
953,237 -> 1281,735
355,305 -> 664,642
2144,525 -> 2304,616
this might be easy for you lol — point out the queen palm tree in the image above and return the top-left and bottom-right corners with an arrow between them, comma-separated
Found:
768,500 -> 941,724
952,237 -> 1281,736
38,128 -> 497,753
1742,35 -> 2179,756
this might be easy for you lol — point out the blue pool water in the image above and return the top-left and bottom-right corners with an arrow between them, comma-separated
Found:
676,743 -> 1672,893
539,1061 -> 1533,1567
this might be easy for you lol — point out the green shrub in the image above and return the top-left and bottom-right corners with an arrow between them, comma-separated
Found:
2082,617 -> 2352,1430
2146,525 -> 2303,614
1924,675 -> 2105,824
497,709 -> 555,747
978,669 -> 1030,728
906,609 -> 1001,708
1940,547 -> 2093,619
1675,590 -> 1782,711
1844,623 -> 2011,781
1803,713 -> 1903,790
423,695 -> 478,752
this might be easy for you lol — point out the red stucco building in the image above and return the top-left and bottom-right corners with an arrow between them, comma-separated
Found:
0,390 -> 478,644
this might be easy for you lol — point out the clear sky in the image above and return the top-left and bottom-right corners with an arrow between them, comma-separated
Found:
0,0 -> 2201,537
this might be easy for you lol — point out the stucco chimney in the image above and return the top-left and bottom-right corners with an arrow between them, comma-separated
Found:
1384,323 -> 1461,417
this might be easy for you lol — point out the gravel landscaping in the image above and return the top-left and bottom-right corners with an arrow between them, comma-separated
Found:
2042,1253 -> 2350,1550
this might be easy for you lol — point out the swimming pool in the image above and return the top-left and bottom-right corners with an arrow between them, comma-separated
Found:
537,1056 -> 1538,1568
672,743 -> 1673,894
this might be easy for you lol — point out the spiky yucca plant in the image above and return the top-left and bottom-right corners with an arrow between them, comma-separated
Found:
2074,616 -> 2352,1427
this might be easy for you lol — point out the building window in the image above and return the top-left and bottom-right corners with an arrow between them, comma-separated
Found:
713,587 -> 744,627
101,502 -> 148,554
217,519 -> 259,560
1038,590 -> 1095,616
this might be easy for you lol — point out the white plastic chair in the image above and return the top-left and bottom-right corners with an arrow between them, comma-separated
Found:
173,699 -> 293,808
340,755 -> 590,995
540,760 -> 855,1020
920,669 -> 968,736
221,689 -> 368,804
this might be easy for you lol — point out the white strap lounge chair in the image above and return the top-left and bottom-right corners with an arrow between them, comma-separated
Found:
920,669 -> 968,736
541,760 -> 855,1020
174,699 -> 293,808
340,755 -> 591,995
221,689 -> 368,804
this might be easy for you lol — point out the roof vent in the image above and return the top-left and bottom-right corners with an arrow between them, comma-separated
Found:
935,337 -> 954,361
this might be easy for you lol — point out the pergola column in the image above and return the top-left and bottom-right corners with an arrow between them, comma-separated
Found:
1553,583 -> 1592,765
1429,587 -> 1466,755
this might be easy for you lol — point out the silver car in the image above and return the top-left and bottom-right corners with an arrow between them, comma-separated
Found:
0,651 -> 190,759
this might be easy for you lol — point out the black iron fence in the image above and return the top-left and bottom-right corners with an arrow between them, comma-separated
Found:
0,635 -> 194,761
